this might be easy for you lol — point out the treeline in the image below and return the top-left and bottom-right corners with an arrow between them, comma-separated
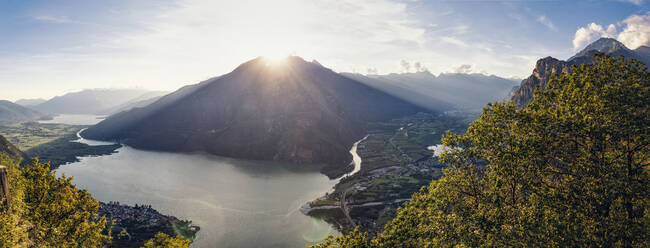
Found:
0,156 -> 190,248
312,55 -> 649,247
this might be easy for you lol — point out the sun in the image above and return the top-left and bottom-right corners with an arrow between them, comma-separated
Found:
262,53 -> 289,64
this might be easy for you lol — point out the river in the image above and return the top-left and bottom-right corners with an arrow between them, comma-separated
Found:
56,135 -> 366,247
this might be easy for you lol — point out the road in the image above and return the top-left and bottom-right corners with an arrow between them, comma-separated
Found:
340,187 -> 356,227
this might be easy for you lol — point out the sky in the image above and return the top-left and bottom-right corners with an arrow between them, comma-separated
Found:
1,0 -> 649,101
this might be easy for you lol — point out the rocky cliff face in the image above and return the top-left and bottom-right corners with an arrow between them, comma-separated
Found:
510,38 -> 650,108
510,57 -> 573,108
83,57 -> 428,177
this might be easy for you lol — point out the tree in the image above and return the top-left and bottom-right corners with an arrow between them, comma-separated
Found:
313,54 -> 649,247
141,233 -> 190,248
310,227 -> 370,248
0,156 -> 111,247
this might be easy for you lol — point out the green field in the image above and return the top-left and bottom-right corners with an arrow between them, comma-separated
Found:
0,122 -> 121,169
308,111 -> 477,234
0,122 -> 81,151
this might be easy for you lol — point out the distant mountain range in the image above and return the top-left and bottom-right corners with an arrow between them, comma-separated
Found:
511,38 -> 650,107
32,89 -> 167,115
0,100 -> 52,125
14,98 -> 47,107
343,71 -> 518,110
83,56 -> 427,177
97,91 -> 168,115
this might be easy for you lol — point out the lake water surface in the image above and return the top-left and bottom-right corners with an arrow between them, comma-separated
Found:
57,145 -> 345,247
39,114 -> 106,125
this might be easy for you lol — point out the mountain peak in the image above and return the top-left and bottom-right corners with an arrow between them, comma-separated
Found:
237,56 -> 321,72
83,56 -> 426,177
512,37 -> 650,108
571,38 -> 630,60
634,45 -> 650,57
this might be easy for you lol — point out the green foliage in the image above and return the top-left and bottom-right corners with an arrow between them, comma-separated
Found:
0,155 -> 110,247
313,54 -> 649,247
310,227 -> 370,248
117,228 -> 129,240
0,134 -> 27,162
140,233 -> 190,248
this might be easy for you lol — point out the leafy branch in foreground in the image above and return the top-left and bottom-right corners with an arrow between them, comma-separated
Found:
141,233 -> 191,248
311,54 -> 649,247
0,157 -> 110,247
0,156 -> 191,248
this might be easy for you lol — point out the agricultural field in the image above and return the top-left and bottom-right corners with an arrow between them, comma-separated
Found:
307,111 -> 477,234
0,122 -> 121,168
0,122 -> 81,151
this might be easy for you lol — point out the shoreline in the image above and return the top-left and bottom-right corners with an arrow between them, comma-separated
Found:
301,135 -> 369,215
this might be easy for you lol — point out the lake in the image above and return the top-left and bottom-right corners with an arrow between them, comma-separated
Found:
39,114 -> 107,125
57,145 -> 348,247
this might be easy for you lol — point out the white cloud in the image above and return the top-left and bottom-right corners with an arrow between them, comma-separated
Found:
0,0 -> 546,100
537,15 -> 557,31
108,0 -> 430,74
2,0 -> 431,100
32,15 -> 71,23
572,23 -> 617,50
617,13 -> 650,49
450,64 -> 472,73
448,64 -> 486,74
617,0 -> 643,5
413,62 -> 428,72
440,36 -> 468,48
398,60 -> 428,73
400,60 -> 411,72
572,12 -> 650,51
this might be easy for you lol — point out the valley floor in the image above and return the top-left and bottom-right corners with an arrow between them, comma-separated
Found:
305,111 -> 476,234
0,122 -> 121,168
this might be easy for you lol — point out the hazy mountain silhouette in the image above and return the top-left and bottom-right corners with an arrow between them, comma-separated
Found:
0,100 -> 51,125
343,71 -> 518,110
33,89 -> 162,115
14,98 -> 47,107
98,91 -> 169,115
83,56 -> 427,177
634,45 -> 650,60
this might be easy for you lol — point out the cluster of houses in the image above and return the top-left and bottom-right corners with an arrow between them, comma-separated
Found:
99,201 -> 172,227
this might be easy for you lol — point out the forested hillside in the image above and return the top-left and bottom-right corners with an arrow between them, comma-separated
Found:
0,134 -> 26,162
312,55 -> 649,247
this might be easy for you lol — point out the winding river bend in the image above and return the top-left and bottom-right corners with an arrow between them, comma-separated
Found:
56,135 -> 367,248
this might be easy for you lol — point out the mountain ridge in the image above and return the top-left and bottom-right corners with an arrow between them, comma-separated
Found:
511,38 -> 650,107
343,70 -> 518,110
14,98 -> 47,107
33,89 -> 163,115
0,100 -> 52,125
83,56 -> 428,177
